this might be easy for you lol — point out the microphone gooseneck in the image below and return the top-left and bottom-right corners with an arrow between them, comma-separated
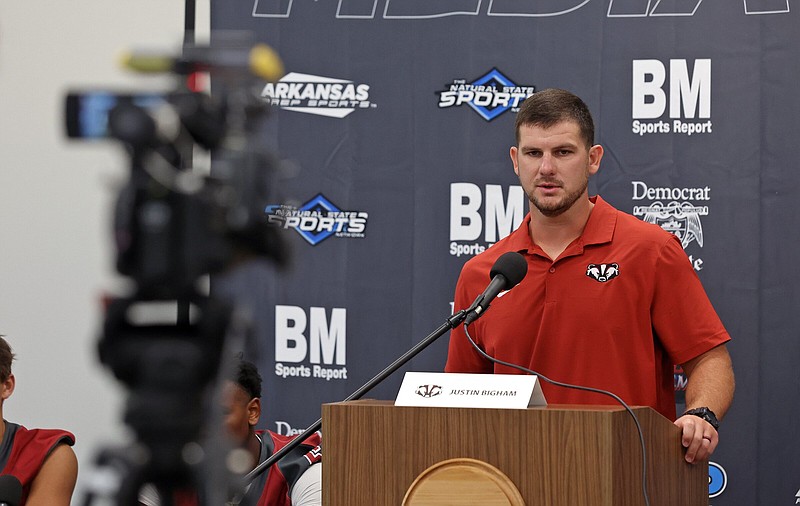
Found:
243,253 -> 527,484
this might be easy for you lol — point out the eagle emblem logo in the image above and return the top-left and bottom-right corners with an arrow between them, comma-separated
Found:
642,201 -> 704,248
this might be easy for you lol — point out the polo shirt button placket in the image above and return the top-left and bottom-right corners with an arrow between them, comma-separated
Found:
549,267 -> 556,273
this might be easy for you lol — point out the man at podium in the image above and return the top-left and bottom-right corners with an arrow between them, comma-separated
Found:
445,88 -> 735,465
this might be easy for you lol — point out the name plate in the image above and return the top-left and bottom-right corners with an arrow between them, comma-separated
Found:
395,372 -> 546,409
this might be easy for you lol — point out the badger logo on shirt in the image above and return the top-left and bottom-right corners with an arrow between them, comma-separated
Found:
586,263 -> 620,283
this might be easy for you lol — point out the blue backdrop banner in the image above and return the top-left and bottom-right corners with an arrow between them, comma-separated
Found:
210,3 -> 800,504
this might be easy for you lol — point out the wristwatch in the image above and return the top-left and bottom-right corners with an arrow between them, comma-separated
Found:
684,407 -> 720,430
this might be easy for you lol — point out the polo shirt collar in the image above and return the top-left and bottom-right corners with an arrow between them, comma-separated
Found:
506,195 -> 617,255
581,195 -> 617,247
505,214 -> 536,253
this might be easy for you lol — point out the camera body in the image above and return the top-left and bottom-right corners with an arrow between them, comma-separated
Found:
66,87 -> 284,299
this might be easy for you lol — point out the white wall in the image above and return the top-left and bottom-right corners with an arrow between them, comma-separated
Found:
0,1 -> 208,499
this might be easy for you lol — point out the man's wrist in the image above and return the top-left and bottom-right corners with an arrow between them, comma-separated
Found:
683,407 -> 720,430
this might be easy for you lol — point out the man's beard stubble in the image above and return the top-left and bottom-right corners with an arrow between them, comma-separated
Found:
528,178 -> 589,218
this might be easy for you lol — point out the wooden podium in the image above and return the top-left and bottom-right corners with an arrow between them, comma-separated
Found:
321,400 -> 707,505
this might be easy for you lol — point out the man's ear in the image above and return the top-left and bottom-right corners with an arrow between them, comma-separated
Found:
587,144 -> 603,176
510,146 -> 520,176
0,374 -> 15,401
247,397 -> 261,427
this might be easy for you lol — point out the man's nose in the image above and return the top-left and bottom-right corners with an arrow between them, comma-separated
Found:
539,153 -> 556,174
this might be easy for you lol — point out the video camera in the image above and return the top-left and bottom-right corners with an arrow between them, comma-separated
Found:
65,42 -> 287,299
69,41 -> 288,505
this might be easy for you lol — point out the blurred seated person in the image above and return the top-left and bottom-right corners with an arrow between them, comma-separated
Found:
0,336 -> 78,505
139,357 -> 322,506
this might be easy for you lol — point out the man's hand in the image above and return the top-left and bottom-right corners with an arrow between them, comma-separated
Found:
674,414 -> 718,464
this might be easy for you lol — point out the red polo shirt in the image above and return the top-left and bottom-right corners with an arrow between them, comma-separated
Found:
445,196 -> 730,420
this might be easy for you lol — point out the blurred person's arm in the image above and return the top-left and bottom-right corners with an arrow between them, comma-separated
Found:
25,443 -> 78,506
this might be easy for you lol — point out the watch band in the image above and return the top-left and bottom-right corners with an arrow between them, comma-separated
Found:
684,407 -> 720,430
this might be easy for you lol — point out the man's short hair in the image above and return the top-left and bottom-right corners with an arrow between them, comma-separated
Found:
514,88 -> 595,148
0,337 -> 14,382
233,358 -> 262,400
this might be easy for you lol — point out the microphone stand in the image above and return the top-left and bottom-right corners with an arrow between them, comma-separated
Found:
242,309 -> 468,484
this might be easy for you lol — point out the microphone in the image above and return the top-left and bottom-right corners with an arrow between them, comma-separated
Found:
464,251 -> 528,325
121,43 -> 285,82
0,475 -> 22,506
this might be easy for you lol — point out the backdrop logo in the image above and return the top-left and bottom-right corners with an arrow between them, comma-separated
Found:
415,385 -> 442,398
266,193 -> 368,246
274,421 -> 305,436
253,0 -> 788,19
674,365 -> 687,392
631,181 -> 709,271
274,305 -> 348,381
632,59 -> 712,136
708,461 -> 727,498
449,183 -> 525,257
260,72 -> 376,118
673,364 -> 687,412
438,69 -> 534,121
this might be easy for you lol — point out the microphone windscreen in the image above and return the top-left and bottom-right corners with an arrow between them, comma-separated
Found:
0,475 -> 23,506
489,252 -> 528,287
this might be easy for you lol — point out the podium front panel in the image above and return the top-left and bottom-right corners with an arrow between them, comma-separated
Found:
321,400 -> 706,506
